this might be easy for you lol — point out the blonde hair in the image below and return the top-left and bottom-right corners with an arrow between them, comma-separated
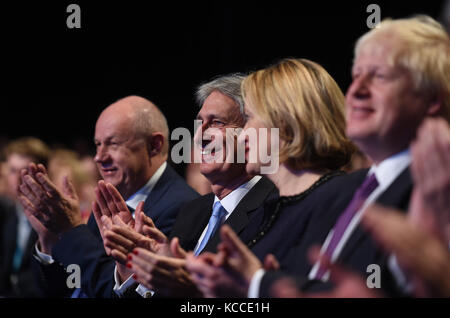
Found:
355,15 -> 450,122
242,58 -> 355,171
4,137 -> 50,166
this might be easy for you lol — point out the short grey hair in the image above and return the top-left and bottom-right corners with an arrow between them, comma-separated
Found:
195,73 -> 246,114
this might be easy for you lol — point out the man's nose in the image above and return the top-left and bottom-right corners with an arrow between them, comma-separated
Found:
94,145 -> 110,163
348,74 -> 371,99
194,122 -> 213,147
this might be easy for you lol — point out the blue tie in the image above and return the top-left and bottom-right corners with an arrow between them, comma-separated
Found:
194,201 -> 227,256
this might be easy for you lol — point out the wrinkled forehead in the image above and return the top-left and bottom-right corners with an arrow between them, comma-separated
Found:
95,110 -> 136,140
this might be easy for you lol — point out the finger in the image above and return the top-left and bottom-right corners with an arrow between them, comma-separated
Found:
113,215 -> 128,228
141,213 -> 156,228
170,237 -> 187,259
185,255 -> 216,278
130,248 -> 177,276
62,175 -> 78,200
101,215 -> 113,230
196,252 -> 218,266
220,224 -> 248,256
111,249 -> 128,265
17,191 -> 49,225
19,178 -> 49,217
134,202 -> 145,232
142,225 -> 167,243
110,220 -> 143,244
128,263 -> 155,290
105,229 -> 136,252
92,201 -> 104,232
28,162 -> 38,176
23,174 -> 48,203
212,250 -> 227,267
35,172 -> 61,200
17,192 -> 46,224
106,183 -> 128,214
104,237 -> 130,256
263,254 -> 280,271
95,185 -> 111,217
36,163 -> 48,175
98,181 -> 119,216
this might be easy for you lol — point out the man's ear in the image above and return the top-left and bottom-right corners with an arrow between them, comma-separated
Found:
148,132 -> 165,157
426,94 -> 443,116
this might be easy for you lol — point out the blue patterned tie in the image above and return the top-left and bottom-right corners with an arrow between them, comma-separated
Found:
194,201 -> 227,256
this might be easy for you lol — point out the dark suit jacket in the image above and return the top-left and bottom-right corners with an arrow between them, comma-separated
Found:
260,167 -> 413,297
243,171 -> 346,263
0,198 -> 40,297
31,164 -> 199,298
169,176 -> 279,254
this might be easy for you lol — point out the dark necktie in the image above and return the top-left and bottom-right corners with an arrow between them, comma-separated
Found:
315,173 -> 379,279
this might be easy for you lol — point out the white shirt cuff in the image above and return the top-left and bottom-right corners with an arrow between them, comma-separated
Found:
33,242 -> 55,265
247,268 -> 265,298
135,284 -> 155,298
113,265 -> 136,297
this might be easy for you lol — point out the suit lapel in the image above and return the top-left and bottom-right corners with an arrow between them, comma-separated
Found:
338,168 -> 413,262
3,212 -> 18,272
183,194 -> 215,251
202,177 -> 276,253
142,164 -> 175,218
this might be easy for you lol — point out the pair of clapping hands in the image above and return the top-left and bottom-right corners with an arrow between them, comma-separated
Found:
91,181 -> 199,296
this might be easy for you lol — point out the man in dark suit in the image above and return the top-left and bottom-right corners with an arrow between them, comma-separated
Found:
18,96 -> 199,297
105,74 -> 278,297
0,137 -> 51,297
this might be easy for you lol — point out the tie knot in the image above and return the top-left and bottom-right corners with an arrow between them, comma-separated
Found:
212,201 -> 225,217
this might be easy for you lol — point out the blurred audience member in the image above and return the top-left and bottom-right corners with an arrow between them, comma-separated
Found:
0,159 -> 13,199
48,149 -> 97,222
0,137 -> 50,297
185,144 -> 212,195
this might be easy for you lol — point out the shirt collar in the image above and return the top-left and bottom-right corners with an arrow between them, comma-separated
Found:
368,149 -> 411,190
213,175 -> 262,215
126,162 -> 167,210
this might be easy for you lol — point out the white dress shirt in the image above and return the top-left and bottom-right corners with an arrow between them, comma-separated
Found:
248,150 -> 411,297
121,175 -> 262,298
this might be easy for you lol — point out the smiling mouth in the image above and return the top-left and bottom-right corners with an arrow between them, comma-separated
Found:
201,149 -> 215,155
350,106 -> 374,118
101,167 -> 118,175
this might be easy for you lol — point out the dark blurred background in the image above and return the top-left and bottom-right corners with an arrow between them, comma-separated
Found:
1,1 -> 447,167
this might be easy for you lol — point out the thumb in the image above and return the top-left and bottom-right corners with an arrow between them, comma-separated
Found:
36,163 -> 48,175
263,253 -> 280,271
170,237 -> 187,259
134,202 -> 146,232
220,224 -> 246,256
62,175 -> 77,199
113,215 -> 127,227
